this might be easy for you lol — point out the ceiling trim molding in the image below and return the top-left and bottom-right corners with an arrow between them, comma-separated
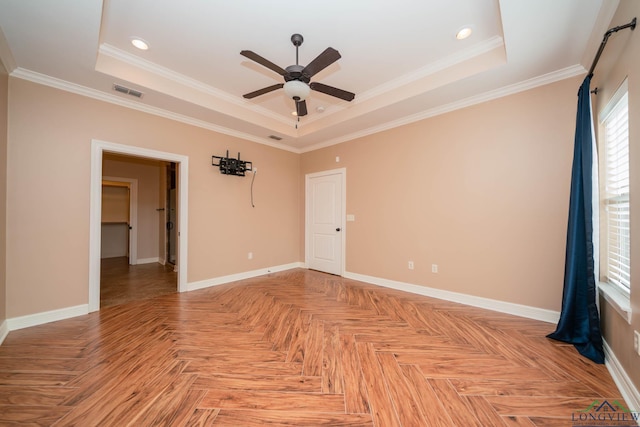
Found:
10,67 -> 299,153
99,37 -> 505,133
300,64 -> 586,153
300,36 -> 506,130
9,62 -> 585,156
355,36 -> 505,104
99,44 -> 293,127
99,44 -> 240,103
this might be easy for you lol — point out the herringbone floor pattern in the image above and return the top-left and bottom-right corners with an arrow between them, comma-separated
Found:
0,269 -> 626,426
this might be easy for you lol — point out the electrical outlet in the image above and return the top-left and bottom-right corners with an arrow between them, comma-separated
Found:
634,330 -> 640,356
432,264 -> 438,273
248,252 -> 253,260
408,261 -> 414,270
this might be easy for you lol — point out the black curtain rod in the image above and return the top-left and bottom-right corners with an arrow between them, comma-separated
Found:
588,17 -> 636,79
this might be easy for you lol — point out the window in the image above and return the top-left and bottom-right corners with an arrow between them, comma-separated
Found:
602,80 -> 630,293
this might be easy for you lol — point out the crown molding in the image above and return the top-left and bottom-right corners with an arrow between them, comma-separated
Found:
10,67 -> 300,153
357,36 -> 505,103
100,37 -> 505,134
10,60 -> 585,156
301,36 -> 505,129
98,44 -> 293,127
300,64 -> 585,153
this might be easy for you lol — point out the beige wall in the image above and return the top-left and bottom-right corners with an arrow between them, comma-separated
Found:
103,155 -> 162,261
592,0 -> 640,392
0,57 -> 7,323
101,185 -> 129,224
301,76 -> 580,311
6,78 -> 300,318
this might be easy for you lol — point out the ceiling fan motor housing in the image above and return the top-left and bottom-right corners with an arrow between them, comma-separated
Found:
285,65 -> 308,83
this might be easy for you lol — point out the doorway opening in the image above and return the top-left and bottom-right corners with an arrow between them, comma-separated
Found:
99,154 -> 176,307
89,139 -> 189,312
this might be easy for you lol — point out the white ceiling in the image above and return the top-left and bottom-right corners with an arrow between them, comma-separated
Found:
0,0 -> 615,152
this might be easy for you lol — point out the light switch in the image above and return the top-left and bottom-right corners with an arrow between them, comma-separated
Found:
346,214 -> 355,222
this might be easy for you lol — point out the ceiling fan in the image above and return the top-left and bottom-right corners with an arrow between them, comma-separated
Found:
241,34 -> 355,117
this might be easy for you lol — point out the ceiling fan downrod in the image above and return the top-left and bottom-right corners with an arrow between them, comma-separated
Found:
291,33 -> 303,66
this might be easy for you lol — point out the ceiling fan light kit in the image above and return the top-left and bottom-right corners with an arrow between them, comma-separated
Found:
241,33 -> 355,118
283,80 -> 310,101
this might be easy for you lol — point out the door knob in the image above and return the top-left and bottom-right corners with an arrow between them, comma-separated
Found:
336,227 -> 341,232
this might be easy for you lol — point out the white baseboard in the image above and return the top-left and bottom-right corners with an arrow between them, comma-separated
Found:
0,264 -> 303,337
6,304 -> 89,332
0,266 -> 558,342
187,262 -> 304,292
0,320 -> 8,345
137,257 -> 160,265
343,271 -> 561,324
604,339 -> 640,413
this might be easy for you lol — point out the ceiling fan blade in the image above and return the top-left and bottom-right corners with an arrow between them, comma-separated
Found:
296,99 -> 308,117
242,83 -> 284,99
240,50 -> 287,76
310,82 -> 355,102
302,47 -> 341,79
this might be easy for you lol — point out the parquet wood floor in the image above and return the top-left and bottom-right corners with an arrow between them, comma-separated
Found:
100,257 -> 176,307
0,269 -> 626,426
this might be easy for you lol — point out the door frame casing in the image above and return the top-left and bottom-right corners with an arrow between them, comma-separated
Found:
102,176 -> 138,265
89,139 -> 189,312
305,168 -> 346,276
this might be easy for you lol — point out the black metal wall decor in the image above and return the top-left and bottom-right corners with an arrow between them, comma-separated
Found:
212,150 -> 253,176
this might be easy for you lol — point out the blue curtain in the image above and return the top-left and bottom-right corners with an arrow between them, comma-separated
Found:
547,76 -> 604,364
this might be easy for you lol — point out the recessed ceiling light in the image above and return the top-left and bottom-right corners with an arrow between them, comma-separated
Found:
131,38 -> 149,50
456,27 -> 472,40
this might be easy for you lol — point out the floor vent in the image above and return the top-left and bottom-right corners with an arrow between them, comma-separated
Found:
113,84 -> 144,98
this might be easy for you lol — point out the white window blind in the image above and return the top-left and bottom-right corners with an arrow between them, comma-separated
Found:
603,88 -> 630,292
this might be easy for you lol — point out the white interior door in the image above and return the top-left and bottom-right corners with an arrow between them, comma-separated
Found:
306,169 -> 345,275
